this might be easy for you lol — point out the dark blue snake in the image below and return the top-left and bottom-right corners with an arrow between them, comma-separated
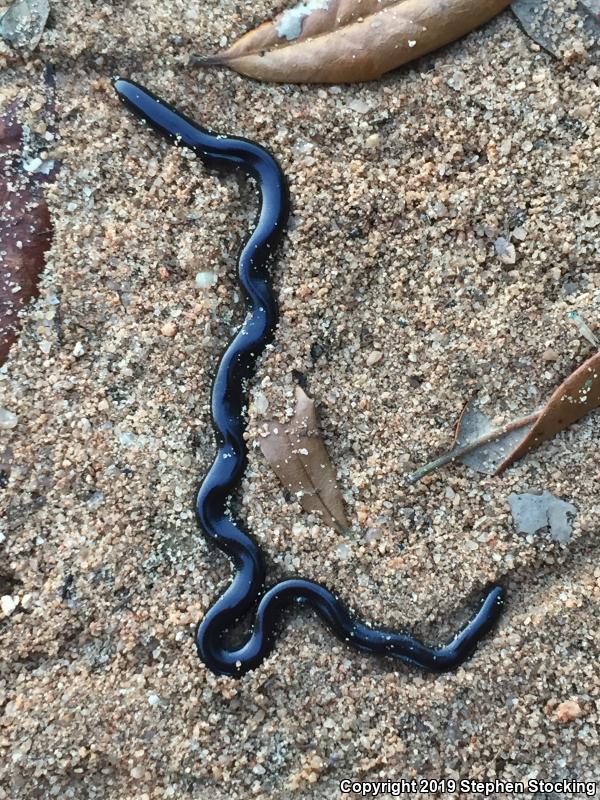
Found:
114,79 -> 505,677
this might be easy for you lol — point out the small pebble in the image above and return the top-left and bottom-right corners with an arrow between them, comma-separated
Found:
572,104 -> 591,120
0,409 -> 18,430
542,348 -> 559,362
366,351 -> 383,366
254,392 -> 269,414
447,71 -> 464,90
1,595 -> 17,617
347,98 -> 372,114
430,201 -> 448,219
23,156 -> 43,172
554,700 -> 583,723
336,543 -> 350,559
160,321 -> 177,338
195,271 -> 217,289
495,237 -> 517,265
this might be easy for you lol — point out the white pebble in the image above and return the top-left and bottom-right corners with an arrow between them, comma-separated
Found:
336,543 -> 351,559
23,156 -> 42,172
119,431 -> 137,447
1,595 -> 17,617
254,392 -> 269,414
195,271 -> 217,289
0,409 -> 18,430
347,98 -> 372,115
495,237 -> 517,265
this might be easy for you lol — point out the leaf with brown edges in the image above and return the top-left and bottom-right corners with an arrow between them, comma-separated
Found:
196,0 -> 512,84
0,102 -> 53,364
259,386 -> 348,531
496,350 -> 600,475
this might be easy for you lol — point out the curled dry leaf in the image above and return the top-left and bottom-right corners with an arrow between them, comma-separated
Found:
259,385 -> 348,531
198,0 -> 512,84
496,350 -> 600,475
409,349 -> 600,482
407,404 -> 537,484
0,101 -> 53,364
454,402 -> 535,475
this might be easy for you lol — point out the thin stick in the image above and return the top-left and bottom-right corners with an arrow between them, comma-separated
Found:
406,412 -> 540,484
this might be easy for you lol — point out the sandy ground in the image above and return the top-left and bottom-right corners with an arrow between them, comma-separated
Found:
1,1 -> 599,798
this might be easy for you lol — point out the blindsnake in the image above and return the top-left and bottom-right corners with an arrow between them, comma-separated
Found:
114,79 -> 505,677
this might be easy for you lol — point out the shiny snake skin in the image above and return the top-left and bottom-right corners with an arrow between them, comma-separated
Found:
114,79 -> 505,677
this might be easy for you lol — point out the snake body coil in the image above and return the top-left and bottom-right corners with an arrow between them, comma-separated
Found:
114,79 -> 504,677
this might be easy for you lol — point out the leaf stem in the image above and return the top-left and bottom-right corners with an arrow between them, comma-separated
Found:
406,412 -> 540,485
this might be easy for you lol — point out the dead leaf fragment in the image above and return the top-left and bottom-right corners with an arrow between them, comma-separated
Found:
259,386 -> 348,531
496,350 -> 600,475
0,0 -> 49,50
508,490 -> 576,542
0,100 -> 54,364
199,0 -> 512,84
455,403 -> 535,475
511,0 -> 600,60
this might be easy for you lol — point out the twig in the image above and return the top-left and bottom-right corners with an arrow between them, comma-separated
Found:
406,412 -> 540,485
190,53 -> 225,66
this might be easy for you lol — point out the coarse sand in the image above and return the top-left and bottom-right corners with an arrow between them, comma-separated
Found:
0,1 -> 599,798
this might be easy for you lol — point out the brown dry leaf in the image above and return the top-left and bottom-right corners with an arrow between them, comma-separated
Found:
259,386 -> 348,531
198,0 -> 512,84
0,102 -> 53,363
496,350 -> 600,475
